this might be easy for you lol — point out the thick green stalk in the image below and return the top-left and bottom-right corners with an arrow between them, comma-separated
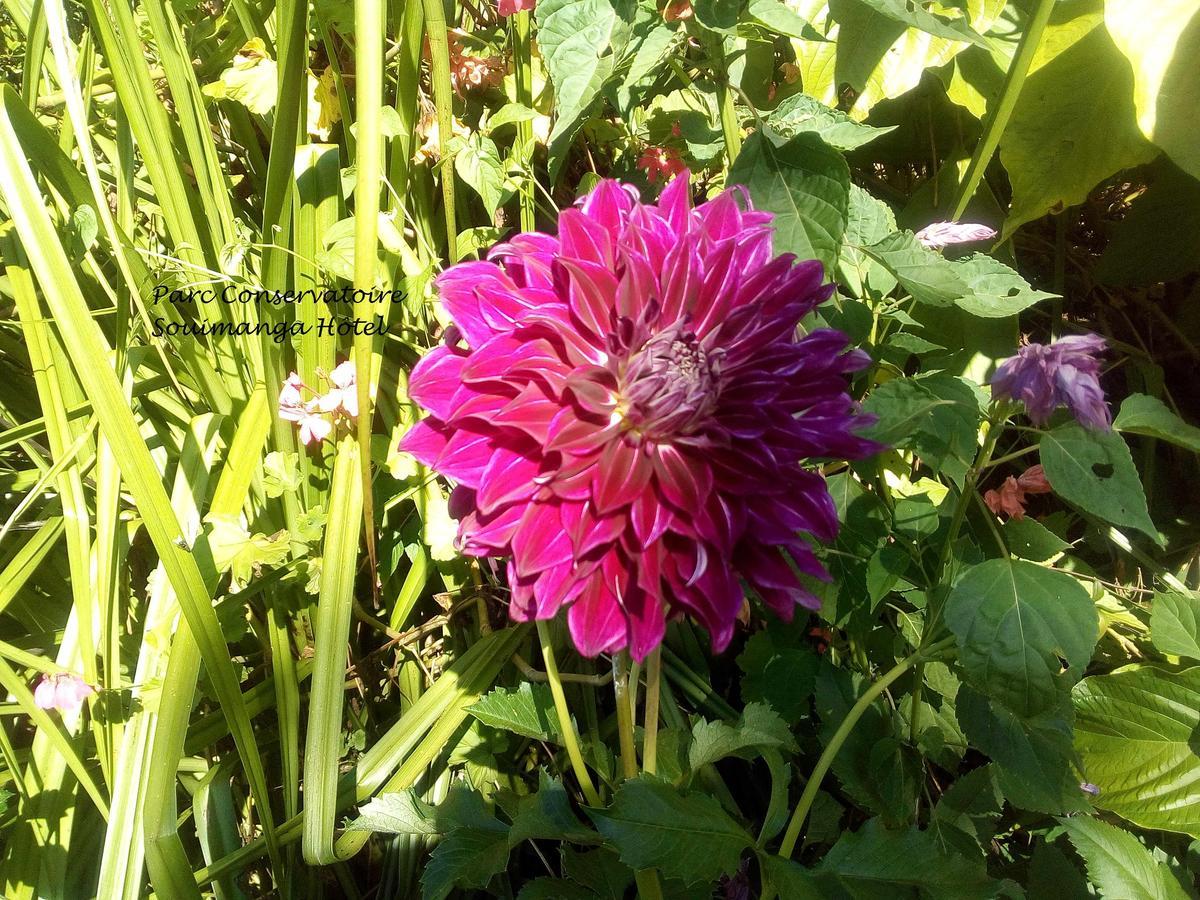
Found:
537,621 -> 602,806
951,0 -> 1056,219
512,10 -> 537,231
642,647 -> 662,775
421,0 -> 458,260
613,654 -> 638,780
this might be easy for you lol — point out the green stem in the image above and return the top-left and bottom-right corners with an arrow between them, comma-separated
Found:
950,0 -> 1055,220
778,637 -> 956,859
536,621 -> 602,806
613,653 -> 638,780
701,32 -> 741,165
421,0 -> 458,261
512,9 -> 537,232
642,647 -> 662,775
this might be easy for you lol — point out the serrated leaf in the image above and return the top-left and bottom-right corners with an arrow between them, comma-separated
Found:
952,253 -> 1057,318
588,777 -> 752,885
421,825 -> 511,900
1151,592 -> 1200,660
1114,393 -> 1200,453
945,558 -> 1098,718
930,765 -> 1003,855
736,623 -> 818,725
1040,423 -> 1158,541
508,772 -> 599,845
1001,517 -> 1070,563
956,686 -> 1089,816
728,130 -> 850,272
560,846 -> 633,900
860,231 -> 971,307
688,702 -> 796,771
766,93 -> 896,151
344,791 -> 441,835
841,0 -> 989,47
204,514 -> 290,591
454,133 -> 508,219
202,39 -> 278,114
262,450 -> 301,498
1060,816 -> 1192,900
469,682 -> 562,742
1074,665 -> 1200,837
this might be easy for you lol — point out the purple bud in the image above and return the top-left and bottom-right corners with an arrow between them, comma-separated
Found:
991,334 -> 1111,430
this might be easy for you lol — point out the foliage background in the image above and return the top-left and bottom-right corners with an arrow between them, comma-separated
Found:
0,0 -> 1199,896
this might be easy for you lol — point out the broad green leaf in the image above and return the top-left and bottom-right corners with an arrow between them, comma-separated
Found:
421,825 -> 511,900
344,791 -> 441,835
946,558 -> 1097,717
1059,816 -> 1192,900
1114,393 -> 1200,453
688,702 -> 797,771
956,686 -> 1089,815
537,0 -> 625,172
517,879 -> 599,900
952,254 -> 1057,318
838,184 -> 897,298
1074,665 -> 1200,837
485,103 -> 541,133
736,623 -> 819,724
1105,0 -> 1200,179
1039,424 -> 1158,541
1001,517 -> 1070,563
588,777 -> 753,885
765,93 -> 896,151
1095,163 -> 1200,286
469,682 -> 562,742
454,132 -> 509,219
508,773 -> 599,845
202,39 -> 279,114
746,0 -> 818,38
860,232 -> 971,307
692,0 -> 739,31
862,374 -> 983,484
561,846 -> 634,900
930,764 -> 1004,854
999,25 -> 1157,236
764,817 -> 998,898
728,130 -> 850,272
835,0 -> 988,47
262,450 -> 301,498
1151,592 -> 1200,660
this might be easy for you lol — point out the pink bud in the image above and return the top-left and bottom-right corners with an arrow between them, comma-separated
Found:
915,221 -> 997,250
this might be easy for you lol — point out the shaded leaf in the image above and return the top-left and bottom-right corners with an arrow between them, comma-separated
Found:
1114,393 -> 1200,454
1151,592 -> 1200,660
1059,816 -> 1192,900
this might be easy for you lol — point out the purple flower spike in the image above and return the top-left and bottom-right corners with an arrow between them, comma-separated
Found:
914,221 -> 997,249
400,173 -> 879,660
991,334 -> 1111,431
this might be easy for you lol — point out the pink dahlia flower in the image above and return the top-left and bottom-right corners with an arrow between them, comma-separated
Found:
400,174 -> 879,660
991,334 -> 1110,430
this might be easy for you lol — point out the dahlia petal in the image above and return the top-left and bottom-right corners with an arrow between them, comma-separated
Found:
436,429 -> 495,487
593,439 -> 653,514
533,561 -> 588,617
398,420 -> 450,468
408,346 -> 467,419
623,585 -> 666,662
491,383 -> 559,443
459,501 -> 524,553
568,573 -> 627,656
436,262 -> 509,347
512,502 -> 575,576
652,445 -> 711,515
476,448 -> 540,515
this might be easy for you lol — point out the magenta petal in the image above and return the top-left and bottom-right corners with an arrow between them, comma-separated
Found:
652,446 -> 710,515
623,586 -> 666,663
592,439 -> 653,514
398,420 -> 449,468
435,430 -> 494,487
568,572 -> 626,656
408,346 -> 466,419
476,448 -> 540,515
512,502 -> 575,576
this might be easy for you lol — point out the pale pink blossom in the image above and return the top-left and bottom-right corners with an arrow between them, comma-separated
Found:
317,360 -> 359,417
498,0 -> 534,15
915,221 -> 996,249
33,674 -> 94,716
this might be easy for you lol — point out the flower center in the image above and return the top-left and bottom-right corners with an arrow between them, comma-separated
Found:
618,325 -> 719,440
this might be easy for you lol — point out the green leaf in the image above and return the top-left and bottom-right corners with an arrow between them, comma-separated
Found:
537,0 -> 625,173
1105,0 -> 1200,180
745,0 -> 819,39
688,702 -> 796,771
838,184 -> 897,299
561,846 -> 634,900
588,777 -> 753,885
765,93 -> 896,151
1095,163 -> 1200,286
1114,393 -> 1200,453
692,0 -> 739,31
454,132 -> 508,219
204,514 -> 290,591
860,232 -> 971,307
1059,816 -> 1192,900
421,825 -> 511,900
1001,517 -> 1070,563
508,772 -> 599,845
951,253 -> 1057,318
1151,592 -> 1200,660
1074,665 -> 1200,837
728,131 -> 850,273
486,102 -> 541,133
837,0 -> 989,48
945,558 -> 1098,717
956,686 -> 1089,815
469,682 -> 561,742
736,623 -> 819,725
999,25 -> 1157,236
766,817 -> 998,898
1039,424 -> 1158,541
862,374 -> 983,484
344,791 -> 441,835
262,450 -> 301,498
930,765 -> 1004,854
518,879 -> 599,900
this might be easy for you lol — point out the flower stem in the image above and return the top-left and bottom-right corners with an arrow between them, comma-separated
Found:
512,9 -> 537,232
613,653 -> 638,780
536,621 -> 602,806
950,0 -> 1056,220
642,647 -> 662,775
778,637 -> 956,859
